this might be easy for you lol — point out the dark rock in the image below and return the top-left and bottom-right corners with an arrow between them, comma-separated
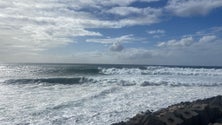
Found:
215,117 -> 222,123
158,112 -> 183,125
112,95 -> 222,125
213,123 -> 222,125
175,109 -> 199,125
143,116 -> 164,125
112,121 -> 126,125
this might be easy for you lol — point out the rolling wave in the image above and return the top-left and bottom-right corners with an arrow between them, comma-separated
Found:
1,64 -> 222,77
61,67 -> 100,75
3,77 -> 87,85
1,64 -> 222,87
2,77 -> 222,87
140,81 -> 222,87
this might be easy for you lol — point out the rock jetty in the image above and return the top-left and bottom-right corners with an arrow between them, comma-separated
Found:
112,95 -> 222,125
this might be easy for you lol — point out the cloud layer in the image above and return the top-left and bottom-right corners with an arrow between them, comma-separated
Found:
166,0 -> 222,17
0,0 -> 222,65
0,0 -> 162,56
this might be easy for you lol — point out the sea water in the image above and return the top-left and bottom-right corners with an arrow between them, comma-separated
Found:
0,64 -> 222,125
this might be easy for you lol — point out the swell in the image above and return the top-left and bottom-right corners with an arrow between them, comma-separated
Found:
3,77 -> 222,87
62,67 -> 100,75
1,64 -> 222,77
3,77 -> 88,85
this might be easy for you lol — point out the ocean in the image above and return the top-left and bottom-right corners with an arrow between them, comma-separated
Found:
0,63 -> 222,125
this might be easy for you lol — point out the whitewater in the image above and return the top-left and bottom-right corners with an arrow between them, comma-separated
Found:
0,64 -> 222,125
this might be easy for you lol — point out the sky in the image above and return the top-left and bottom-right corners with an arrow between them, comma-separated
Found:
0,0 -> 222,66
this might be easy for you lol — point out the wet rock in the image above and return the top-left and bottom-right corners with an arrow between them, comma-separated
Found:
112,95 -> 222,125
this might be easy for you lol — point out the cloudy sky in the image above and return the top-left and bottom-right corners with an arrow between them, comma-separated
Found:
0,0 -> 222,65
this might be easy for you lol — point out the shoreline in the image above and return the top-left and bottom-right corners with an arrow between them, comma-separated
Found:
112,95 -> 222,125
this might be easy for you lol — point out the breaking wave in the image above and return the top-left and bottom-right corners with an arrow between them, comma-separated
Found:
1,65 -> 222,87
2,76 -> 222,87
99,66 -> 222,76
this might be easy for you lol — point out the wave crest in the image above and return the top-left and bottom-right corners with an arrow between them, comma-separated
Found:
99,66 -> 222,76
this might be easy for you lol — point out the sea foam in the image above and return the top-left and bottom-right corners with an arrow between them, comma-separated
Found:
1,64 -> 222,125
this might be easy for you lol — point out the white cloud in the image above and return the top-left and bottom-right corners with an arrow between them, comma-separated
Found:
195,26 -> 222,37
147,29 -> 165,34
107,7 -> 141,16
68,48 -> 154,64
107,6 -> 161,16
153,33 -> 222,65
0,0 -> 106,56
158,37 -> 194,48
166,0 -> 222,17
98,0 -> 160,7
70,37 -> 222,65
147,29 -> 165,38
86,35 -> 135,44
158,34 -> 219,49
69,29 -> 222,65
120,48 -> 153,59
109,42 -> 124,52
106,7 -> 162,26
199,35 -> 217,43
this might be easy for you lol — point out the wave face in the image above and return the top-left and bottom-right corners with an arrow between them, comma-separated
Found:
1,64 -> 222,125
4,77 -> 87,85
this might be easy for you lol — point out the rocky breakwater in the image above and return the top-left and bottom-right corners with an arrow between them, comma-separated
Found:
112,95 -> 222,125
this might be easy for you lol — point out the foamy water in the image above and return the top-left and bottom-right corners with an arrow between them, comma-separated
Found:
0,64 -> 222,125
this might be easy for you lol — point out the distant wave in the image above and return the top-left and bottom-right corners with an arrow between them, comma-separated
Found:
1,65 -> 222,87
140,81 -> 222,87
3,77 -> 222,87
99,66 -> 222,76
61,67 -> 100,74
1,64 -> 222,77
3,77 -> 88,85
